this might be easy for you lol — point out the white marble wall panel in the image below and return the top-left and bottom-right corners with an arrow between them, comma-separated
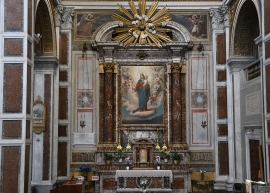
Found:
192,110 -> 208,144
77,110 -> 93,133
77,56 -> 94,90
191,57 -> 207,90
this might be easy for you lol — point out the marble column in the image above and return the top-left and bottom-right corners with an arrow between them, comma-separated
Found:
170,63 -> 183,143
103,62 -> 115,143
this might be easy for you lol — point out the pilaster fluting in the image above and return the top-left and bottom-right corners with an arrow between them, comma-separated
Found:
103,62 -> 115,143
170,63 -> 183,143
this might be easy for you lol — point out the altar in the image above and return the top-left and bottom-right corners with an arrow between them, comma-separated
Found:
115,170 -> 173,192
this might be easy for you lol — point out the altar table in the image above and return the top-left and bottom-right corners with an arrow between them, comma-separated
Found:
115,170 -> 173,192
57,180 -> 83,193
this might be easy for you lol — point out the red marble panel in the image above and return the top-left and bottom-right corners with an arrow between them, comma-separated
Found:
27,41 -> 32,59
28,0 -> 32,35
217,87 -> 227,119
268,122 -> 270,138
103,178 -> 117,190
218,124 -> 228,136
181,74 -> 186,142
265,40 -> 270,60
171,178 -> 184,189
27,65 -> 31,114
171,73 -> 181,143
265,0 -> 270,35
26,120 -> 30,139
217,70 -> 226,82
149,177 -> 163,188
43,75 -> 51,180
125,178 -> 137,188
4,64 -> 22,113
2,120 -> 21,139
99,74 -> 105,143
58,125 -> 67,137
59,71 -> 68,82
218,141 -> 229,175
4,0 -> 23,31
4,39 -> 23,56
24,145 -> 30,193
104,73 -> 114,142
217,34 -> 226,64
59,34 -> 68,64
59,87 -> 68,119
266,66 -> 270,113
58,142 -> 67,176
1,146 -> 20,193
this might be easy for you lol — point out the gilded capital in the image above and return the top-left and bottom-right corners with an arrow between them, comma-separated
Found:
103,62 -> 115,73
171,63 -> 183,73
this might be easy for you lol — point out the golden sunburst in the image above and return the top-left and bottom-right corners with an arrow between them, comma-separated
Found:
112,0 -> 172,48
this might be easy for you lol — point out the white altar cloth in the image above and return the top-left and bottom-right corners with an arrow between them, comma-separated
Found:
115,170 -> 173,182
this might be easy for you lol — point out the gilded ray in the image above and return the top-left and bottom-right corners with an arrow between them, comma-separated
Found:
128,0 -> 138,16
150,6 -> 168,21
118,4 -> 133,19
146,1 -> 159,18
112,13 -> 132,25
112,0 -> 172,47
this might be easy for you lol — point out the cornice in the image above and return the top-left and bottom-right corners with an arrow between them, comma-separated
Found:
34,56 -> 59,70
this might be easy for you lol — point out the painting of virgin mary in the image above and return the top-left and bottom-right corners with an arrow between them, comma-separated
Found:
121,66 -> 164,124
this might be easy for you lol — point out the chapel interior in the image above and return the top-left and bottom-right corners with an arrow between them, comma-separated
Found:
1,0 -> 270,192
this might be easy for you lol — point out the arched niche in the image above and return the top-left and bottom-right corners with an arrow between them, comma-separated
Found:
231,0 -> 260,57
35,0 -> 57,56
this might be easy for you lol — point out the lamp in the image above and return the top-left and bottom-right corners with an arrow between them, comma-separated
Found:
162,128 -> 167,150
117,127 -> 122,151
125,128 -> 131,151
155,128 -> 160,150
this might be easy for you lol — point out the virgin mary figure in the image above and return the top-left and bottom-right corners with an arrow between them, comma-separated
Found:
132,73 -> 151,113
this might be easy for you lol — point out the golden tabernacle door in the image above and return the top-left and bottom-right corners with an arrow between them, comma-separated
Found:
132,138 -> 155,168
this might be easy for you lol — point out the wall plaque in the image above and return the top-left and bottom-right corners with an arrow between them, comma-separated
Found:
33,96 -> 46,134
73,132 -> 95,145
246,91 -> 261,116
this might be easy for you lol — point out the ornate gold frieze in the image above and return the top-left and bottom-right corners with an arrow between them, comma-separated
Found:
103,62 -> 115,73
170,62 -> 186,73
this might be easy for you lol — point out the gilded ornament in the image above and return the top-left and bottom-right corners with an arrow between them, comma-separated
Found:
170,63 -> 182,73
103,62 -> 115,73
112,0 -> 172,48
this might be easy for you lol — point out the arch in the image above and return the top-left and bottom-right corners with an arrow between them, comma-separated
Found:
91,20 -> 191,45
35,0 -> 57,56
230,0 -> 261,56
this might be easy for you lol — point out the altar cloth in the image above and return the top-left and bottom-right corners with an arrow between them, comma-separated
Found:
115,170 -> 173,182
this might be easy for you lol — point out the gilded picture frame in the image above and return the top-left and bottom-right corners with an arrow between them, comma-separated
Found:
119,65 -> 167,127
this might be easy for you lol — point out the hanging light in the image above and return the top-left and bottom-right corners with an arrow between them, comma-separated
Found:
80,43 -> 89,129
197,42 -> 207,129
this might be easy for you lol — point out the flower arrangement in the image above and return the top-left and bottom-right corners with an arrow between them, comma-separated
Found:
78,165 -> 91,176
155,156 -> 161,166
125,156 -> 131,165
172,151 -> 183,161
105,153 -> 114,161
159,149 -> 170,159
200,170 -> 206,180
115,149 -> 126,159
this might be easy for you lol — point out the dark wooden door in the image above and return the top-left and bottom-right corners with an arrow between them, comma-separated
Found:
249,139 -> 260,181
